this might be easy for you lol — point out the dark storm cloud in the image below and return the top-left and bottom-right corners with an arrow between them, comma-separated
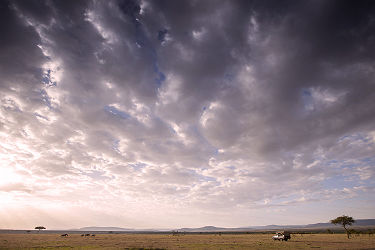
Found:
254,0 -> 375,152
189,0 -> 375,153
0,0 -> 46,88
1,0 -> 375,227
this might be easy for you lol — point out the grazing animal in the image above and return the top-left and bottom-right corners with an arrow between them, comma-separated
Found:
85,233 -> 90,236
91,234 -> 96,237
61,234 -> 68,237
81,234 -> 85,237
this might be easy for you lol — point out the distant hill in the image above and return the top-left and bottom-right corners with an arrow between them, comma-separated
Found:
249,219 -> 375,230
179,226 -> 233,232
305,219 -> 375,228
178,219 -> 375,232
3,219 -> 373,233
75,227 -> 134,231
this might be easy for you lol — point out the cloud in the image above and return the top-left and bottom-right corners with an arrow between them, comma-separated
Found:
0,0 -> 375,228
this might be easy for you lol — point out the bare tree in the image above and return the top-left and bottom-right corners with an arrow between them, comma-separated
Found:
330,215 -> 355,239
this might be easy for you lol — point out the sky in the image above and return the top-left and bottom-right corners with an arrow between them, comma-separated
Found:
0,0 -> 375,230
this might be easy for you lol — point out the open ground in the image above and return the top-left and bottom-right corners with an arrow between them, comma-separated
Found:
0,233 -> 375,249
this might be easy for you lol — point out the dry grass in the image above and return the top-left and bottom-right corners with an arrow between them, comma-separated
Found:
0,233 -> 374,249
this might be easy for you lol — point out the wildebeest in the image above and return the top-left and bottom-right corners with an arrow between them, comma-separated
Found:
85,233 -> 90,236
91,234 -> 96,237
61,234 -> 68,237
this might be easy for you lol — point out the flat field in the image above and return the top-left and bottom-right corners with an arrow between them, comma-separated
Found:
0,233 -> 375,249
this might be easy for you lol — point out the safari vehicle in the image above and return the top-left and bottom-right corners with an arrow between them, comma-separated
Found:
272,231 -> 291,241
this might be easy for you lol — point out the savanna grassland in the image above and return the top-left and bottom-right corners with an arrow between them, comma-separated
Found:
0,233 -> 375,249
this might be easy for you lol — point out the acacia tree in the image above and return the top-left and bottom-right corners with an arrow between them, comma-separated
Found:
35,226 -> 46,232
330,215 -> 355,239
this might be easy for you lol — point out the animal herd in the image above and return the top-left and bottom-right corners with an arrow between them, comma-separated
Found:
82,234 -> 96,237
60,233 -> 96,237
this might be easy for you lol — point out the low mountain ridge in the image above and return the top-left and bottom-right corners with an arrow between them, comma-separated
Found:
3,219 -> 373,232
75,226 -> 134,231
259,219 -> 375,230
178,219 -> 375,232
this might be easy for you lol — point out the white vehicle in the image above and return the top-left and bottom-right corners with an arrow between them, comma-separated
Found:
272,231 -> 291,241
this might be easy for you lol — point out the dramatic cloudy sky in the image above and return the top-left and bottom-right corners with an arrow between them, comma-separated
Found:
1,0 -> 375,229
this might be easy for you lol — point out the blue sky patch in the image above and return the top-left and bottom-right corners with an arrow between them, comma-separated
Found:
104,105 -> 130,119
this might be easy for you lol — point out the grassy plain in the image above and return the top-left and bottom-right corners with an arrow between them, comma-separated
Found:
0,233 -> 375,249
